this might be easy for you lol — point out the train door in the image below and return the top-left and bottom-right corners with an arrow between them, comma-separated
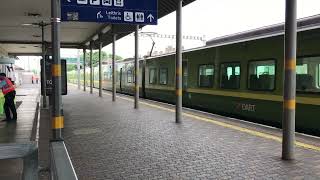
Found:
120,68 -> 123,91
141,60 -> 146,98
183,60 -> 188,90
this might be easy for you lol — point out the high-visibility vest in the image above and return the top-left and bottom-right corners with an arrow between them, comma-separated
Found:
2,77 -> 15,95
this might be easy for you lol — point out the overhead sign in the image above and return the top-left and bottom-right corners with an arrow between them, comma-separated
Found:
61,0 -> 158,25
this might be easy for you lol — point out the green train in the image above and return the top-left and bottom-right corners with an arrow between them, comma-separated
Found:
70,15 -> 320,136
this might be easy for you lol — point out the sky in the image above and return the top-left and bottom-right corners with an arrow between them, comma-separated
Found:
17,0 -> 320,71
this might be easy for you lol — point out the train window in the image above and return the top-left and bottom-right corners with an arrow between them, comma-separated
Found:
248,60 -> 275,91
296,56 -> 320,92
220,63 -> 240,89
296,64 -> 308,74
159,68 -> 168,85
149,68 -> 157,84
127,70 -> 133,83
199,65 -> 214,88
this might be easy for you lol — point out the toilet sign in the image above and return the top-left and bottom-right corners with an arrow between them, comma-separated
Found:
61,0 -> 158,25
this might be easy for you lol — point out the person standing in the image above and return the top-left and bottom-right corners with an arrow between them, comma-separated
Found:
0,73 -> 17,121
32,75 -> 35,84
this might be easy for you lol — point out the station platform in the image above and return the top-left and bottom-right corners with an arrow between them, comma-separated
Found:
0,83 -> 40,180
64,85 -> 320,179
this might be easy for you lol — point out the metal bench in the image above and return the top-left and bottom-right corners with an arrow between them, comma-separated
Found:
50,141 -> 78,180
0,142 -> 38,180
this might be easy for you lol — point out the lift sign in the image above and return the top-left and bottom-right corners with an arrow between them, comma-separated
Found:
61,0 -> 158,25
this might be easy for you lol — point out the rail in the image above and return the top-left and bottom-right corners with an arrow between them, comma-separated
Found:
0,142 -> 38,180
50,141 -> 78,180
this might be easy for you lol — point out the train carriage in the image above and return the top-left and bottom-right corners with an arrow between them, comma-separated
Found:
63,15 -> 320,135
97,15 -> 320,135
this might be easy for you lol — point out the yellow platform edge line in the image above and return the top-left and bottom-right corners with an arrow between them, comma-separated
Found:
99,90 -> 320,152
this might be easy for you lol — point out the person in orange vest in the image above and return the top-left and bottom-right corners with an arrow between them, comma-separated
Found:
0,73 -> 17,121
32,75 -> 35,84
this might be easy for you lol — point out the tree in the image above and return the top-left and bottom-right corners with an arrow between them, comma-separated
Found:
107,54 -> 123,61
80,51 -> 123,67
67,64 -> 77,72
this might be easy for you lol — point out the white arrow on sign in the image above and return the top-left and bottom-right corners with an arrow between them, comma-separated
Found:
147,14 -> 154,22
67,0 -> 71,2
97,11 -> 103,19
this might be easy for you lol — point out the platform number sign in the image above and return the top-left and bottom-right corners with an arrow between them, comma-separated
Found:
41,58 -> 67,96
61,0 -> 158,25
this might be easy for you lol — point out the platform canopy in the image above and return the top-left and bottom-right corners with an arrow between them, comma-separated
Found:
0,0 -> 195,56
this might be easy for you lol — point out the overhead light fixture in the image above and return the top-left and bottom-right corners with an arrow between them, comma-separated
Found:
26,12 -> 41,17
34,45 -> 39,48
21,23 -> 39,27
92,34 -> 99,41
101,26 -> 111,34
20,46 -> 27,49
85,42 -> 90,46
33,35 -> 41,38
21,23 -> 34,26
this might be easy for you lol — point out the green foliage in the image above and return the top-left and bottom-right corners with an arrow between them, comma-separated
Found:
67,64 -> 77,72
32,69 -> 38,75
80,51 -> 123,67
107,54 -> 123,61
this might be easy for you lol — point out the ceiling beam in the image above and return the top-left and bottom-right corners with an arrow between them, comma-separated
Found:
8,52 -> 43,56
0,41 -> 82,49
80,24 -> 111,49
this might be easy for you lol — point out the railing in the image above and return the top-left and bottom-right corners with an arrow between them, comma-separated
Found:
50,141 -> 78,180
0,142 -> 38,180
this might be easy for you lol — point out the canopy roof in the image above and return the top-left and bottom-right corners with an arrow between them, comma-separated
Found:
206,14 -> 320,47
0,0 -> 195,56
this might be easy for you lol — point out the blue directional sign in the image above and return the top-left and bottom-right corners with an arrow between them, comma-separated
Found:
61,0 -> 158,25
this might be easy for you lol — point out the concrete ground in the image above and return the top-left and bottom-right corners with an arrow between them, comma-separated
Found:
63,85 -> 320,180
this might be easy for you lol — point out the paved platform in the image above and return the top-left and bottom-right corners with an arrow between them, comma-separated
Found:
0,84 -> 40,180
64,85 -> 320,179
0,84 -> 40,143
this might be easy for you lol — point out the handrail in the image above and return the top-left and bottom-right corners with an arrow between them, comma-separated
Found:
50,141 -> 78,180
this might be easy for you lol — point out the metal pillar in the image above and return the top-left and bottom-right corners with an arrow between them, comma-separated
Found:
175,0 -> 182,123
51,0 -> 63,140
41,22 -> 47,108
77,49 -> 81,89
83,48 -> 86,91
112,34 -> 116,101
134,25 -> 139,109
282,0 -> 297,160
90,42 -> 93,94
99,41 -> 102,97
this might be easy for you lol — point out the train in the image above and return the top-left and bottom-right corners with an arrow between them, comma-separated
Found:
68,15 -> 320,136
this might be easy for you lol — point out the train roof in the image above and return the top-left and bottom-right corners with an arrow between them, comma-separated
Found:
122,14 -> 320,62
143,14 -> 320,61
206,14 -> 320,47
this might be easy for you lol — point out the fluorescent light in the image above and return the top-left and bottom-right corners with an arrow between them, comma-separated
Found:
101,25 -> 111,34
21,23 -> 34,26
92,35 -> 99,41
